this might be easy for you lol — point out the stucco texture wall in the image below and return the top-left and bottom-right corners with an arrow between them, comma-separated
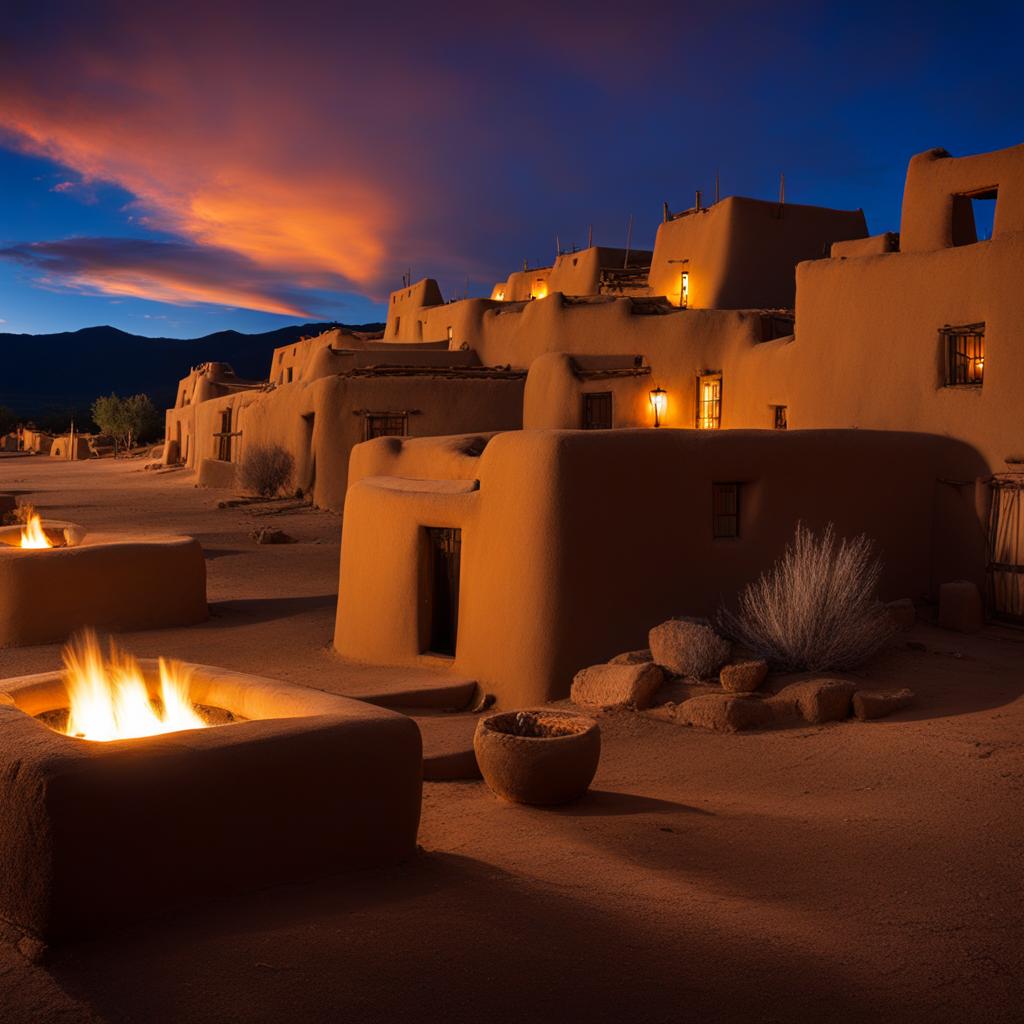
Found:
335,429 -> 987,707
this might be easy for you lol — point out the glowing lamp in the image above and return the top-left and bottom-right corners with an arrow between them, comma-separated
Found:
649,387 -> 667,428
531,280 -> 548,300
494,289 -> 505,301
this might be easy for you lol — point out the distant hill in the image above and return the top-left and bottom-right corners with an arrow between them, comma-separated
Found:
0,322 -> 383,424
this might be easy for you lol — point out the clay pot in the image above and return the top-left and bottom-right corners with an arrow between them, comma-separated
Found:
473,710 -> 601,806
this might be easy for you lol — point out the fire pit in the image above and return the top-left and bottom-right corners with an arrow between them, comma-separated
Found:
0,514 -> 207,647
0,633 -> 422,942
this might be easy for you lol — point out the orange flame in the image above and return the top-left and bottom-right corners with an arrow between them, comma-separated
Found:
61,631 -> 208,742
20,512 -> 52,549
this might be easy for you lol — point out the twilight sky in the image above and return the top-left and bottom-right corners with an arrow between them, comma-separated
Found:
1,1 -> 1022,337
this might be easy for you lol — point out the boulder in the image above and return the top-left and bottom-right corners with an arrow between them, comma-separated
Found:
250,527 -> 296,545
770,679 -> 855,724
938,581 -> 984,633
852,688 -> 915,721
649,618 -> 732,679
885,598 -> 916,631
609,648 -> 653,666
720,658 -> 768,693
675,693 -> 772,733
571,662 -> 665,710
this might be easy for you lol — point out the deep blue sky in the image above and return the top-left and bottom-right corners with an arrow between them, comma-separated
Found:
1,1 -> 1022,338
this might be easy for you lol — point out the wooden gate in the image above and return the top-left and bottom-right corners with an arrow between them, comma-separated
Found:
987,475 -> 1024,620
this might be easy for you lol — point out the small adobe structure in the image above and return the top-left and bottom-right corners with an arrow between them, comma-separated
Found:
334,429 -> 986,707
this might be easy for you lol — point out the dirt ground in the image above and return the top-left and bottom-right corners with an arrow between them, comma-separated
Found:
1,455 -> 1022,1024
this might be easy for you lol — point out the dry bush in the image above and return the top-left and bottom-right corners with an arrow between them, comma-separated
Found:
718,522 -> 896,672
239,444 -> 295,498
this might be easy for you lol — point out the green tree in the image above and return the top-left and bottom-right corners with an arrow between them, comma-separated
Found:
90,393 -> 162,455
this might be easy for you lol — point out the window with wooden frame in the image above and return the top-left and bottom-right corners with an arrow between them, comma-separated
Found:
582,391 -> 613,430
712,482 -> 740,538
363,412 -> 409,441
696,372 -> 722,430
772,405 -> 788,430
941,323 -> 985,386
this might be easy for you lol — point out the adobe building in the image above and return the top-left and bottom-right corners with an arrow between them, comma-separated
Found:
334,429 -> 987,707
163,328 -> 525,511
330,141 -> 1024,698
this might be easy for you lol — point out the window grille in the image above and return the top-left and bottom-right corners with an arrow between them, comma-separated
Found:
712,483 -> 740,538
773,405 -> 788,430
696,373 -> 722,430
582,391 -> 613,429
364,412 -> 409,441
942,323 -> 985,386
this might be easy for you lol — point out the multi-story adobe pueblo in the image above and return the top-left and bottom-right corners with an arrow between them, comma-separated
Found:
163,143 -> 1024,704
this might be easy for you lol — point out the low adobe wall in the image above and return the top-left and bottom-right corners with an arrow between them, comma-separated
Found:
0,663 -> 421,940
0,534 -> 208,647
336,428 -> 988,707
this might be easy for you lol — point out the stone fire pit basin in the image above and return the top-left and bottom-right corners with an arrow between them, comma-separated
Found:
0,663 -> 423,942
0,530 -> 208,647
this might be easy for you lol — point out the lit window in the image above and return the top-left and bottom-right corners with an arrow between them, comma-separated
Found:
712,483 -> 740,538
364,413 -> 408,441
942,323 -> 985,386
696,372 -> 722,430
773,405 -> 788,429
680,270 -> 689,308
447,325 -> 454,343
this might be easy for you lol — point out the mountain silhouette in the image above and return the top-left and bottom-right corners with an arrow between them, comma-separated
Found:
0,322 -> 383,421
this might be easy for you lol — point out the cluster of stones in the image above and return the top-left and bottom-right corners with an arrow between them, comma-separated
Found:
571,615 -> 915,733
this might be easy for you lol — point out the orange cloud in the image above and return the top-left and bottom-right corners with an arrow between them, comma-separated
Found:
0,238 -> 319,317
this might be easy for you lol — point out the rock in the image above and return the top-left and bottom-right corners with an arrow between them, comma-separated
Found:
250,527 -> 296,545
609,648 -> 653,666
770,679 -> 856,724
852,688 -> 915,720
938,581 -> 984,633
16,935 -> 47,964
649,617 -> 732,679
885,598 -> 916,631
675,693 -> 772,732
571,662 -> 665,710
720,658 -> 768,693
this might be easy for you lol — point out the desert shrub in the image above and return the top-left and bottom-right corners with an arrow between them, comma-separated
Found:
718,522 -> 896,672
240,444 -> 294,498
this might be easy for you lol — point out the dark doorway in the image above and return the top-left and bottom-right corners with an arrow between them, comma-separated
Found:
425,527 -> 461,656
216,408 -> 233,461
302,412 -> 316,492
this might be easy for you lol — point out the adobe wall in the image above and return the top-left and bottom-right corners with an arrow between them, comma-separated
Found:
165,372 -> 524,511
900,143 -> 1024,253
383,279 -> 445,340
335,428 -> 988,706
522,353 -> 655,430
648,197 -> 866,309
791,231 -> 1024,469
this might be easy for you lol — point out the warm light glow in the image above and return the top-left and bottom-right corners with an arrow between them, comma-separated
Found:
20,512 -> 52,549
679,270 -> 689,308
649,387 -> 667,428
530,279 -> 548,300
60,631 -> 208,742
492,288 -> 505,301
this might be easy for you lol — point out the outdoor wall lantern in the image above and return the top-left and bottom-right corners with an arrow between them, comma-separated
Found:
649,387 -> 667,428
